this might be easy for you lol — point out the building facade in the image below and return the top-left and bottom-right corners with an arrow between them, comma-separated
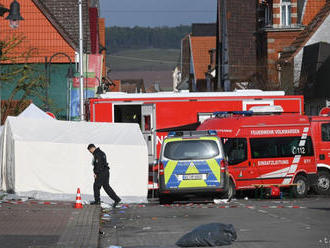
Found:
257,0 -> 327,89
0,0 -> 106,119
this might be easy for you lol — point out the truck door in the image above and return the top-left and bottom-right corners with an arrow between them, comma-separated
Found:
142,104 -> 156,164
313,121 -> 330,194
223,138 -> 260,189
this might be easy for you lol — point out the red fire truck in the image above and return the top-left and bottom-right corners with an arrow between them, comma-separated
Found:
309,109 -> 330,195
85,90 -> 304,192
197,111 -> 330,197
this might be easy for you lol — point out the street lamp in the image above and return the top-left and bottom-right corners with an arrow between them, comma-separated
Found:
0,0 -> 23,29
46,52 -> 74,119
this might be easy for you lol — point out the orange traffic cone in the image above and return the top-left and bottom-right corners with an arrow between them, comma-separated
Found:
74,188 -> 83,209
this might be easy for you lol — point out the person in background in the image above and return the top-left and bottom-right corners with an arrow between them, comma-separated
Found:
87,144 -> 121,207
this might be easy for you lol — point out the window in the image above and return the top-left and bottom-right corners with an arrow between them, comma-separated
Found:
322,123 -> 330,141
164,140 -> 219,160
265,1 -> 273,26
250,136 -> 314,159
281,0 -> 292,26
223,138 -> 247,165
258,1 -> 273,28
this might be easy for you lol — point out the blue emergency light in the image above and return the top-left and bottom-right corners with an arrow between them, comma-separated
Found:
168,131 -> 177,137
208,130 -> 217,135
168,130 -> 217,137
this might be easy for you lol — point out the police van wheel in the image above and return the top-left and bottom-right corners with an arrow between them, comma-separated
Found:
227,180 -> 236,200
313,171 -> 330,195
293,175 -> 308,198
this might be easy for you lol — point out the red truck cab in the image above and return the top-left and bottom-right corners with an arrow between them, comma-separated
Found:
310,114 -> 330,194
197,112 -> 319,198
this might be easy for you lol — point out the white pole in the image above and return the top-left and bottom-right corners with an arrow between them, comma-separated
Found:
78,0 -> 84,121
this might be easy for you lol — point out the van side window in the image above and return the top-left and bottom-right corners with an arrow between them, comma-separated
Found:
223,138 -> 247,165
321,123 -> 330,141
250,136 -> 314,158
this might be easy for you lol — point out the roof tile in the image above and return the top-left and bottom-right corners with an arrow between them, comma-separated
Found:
0,0 -> 75,63
33,0 -> 91,53
190,36 -> 216,80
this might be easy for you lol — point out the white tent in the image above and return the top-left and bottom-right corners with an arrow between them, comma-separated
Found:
0,117 -> 148,203
0,103 -> 53,137
18,103 -> 54,120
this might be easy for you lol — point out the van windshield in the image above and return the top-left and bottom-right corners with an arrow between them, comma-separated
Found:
164,140 -> 220,160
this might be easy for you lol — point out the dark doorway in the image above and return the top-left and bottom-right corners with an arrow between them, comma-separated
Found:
114,104 -> 141,125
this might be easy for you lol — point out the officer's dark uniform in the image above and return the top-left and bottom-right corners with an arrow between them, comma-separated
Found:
92,147 -> 121,204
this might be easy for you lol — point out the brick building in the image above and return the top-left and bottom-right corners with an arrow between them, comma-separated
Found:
180,1 -> 258,93
181,1 -> 257,92
279,2 -> 330,114
257,0 -> 327,89
219,0 -> 257,89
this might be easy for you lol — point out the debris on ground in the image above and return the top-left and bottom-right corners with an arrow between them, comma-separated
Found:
176,223 -> 237,247
213,199 -> 230,204
101,202 -> 112,209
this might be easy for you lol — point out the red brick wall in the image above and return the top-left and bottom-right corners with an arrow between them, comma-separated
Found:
266,30 -> 301,84
302,0 -> 326,25
226,0 -> 257,81
292,0 -> 298,24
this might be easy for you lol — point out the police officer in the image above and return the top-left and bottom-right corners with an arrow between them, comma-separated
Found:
87,144 -> 121,207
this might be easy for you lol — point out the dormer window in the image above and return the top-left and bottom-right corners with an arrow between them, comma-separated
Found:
281,0 -> 292,26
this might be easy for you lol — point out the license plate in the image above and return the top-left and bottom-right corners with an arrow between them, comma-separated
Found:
182,174 -> 206,180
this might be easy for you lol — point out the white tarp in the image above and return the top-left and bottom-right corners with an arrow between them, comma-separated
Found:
18,103 -> 54,120
0,103 -> 53,137
0,117 -> 148,203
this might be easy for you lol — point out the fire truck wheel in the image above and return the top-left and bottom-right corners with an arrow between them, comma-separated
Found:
314,171 -> 330,195
227,180 -> 236,200
293,175 -> 308,198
